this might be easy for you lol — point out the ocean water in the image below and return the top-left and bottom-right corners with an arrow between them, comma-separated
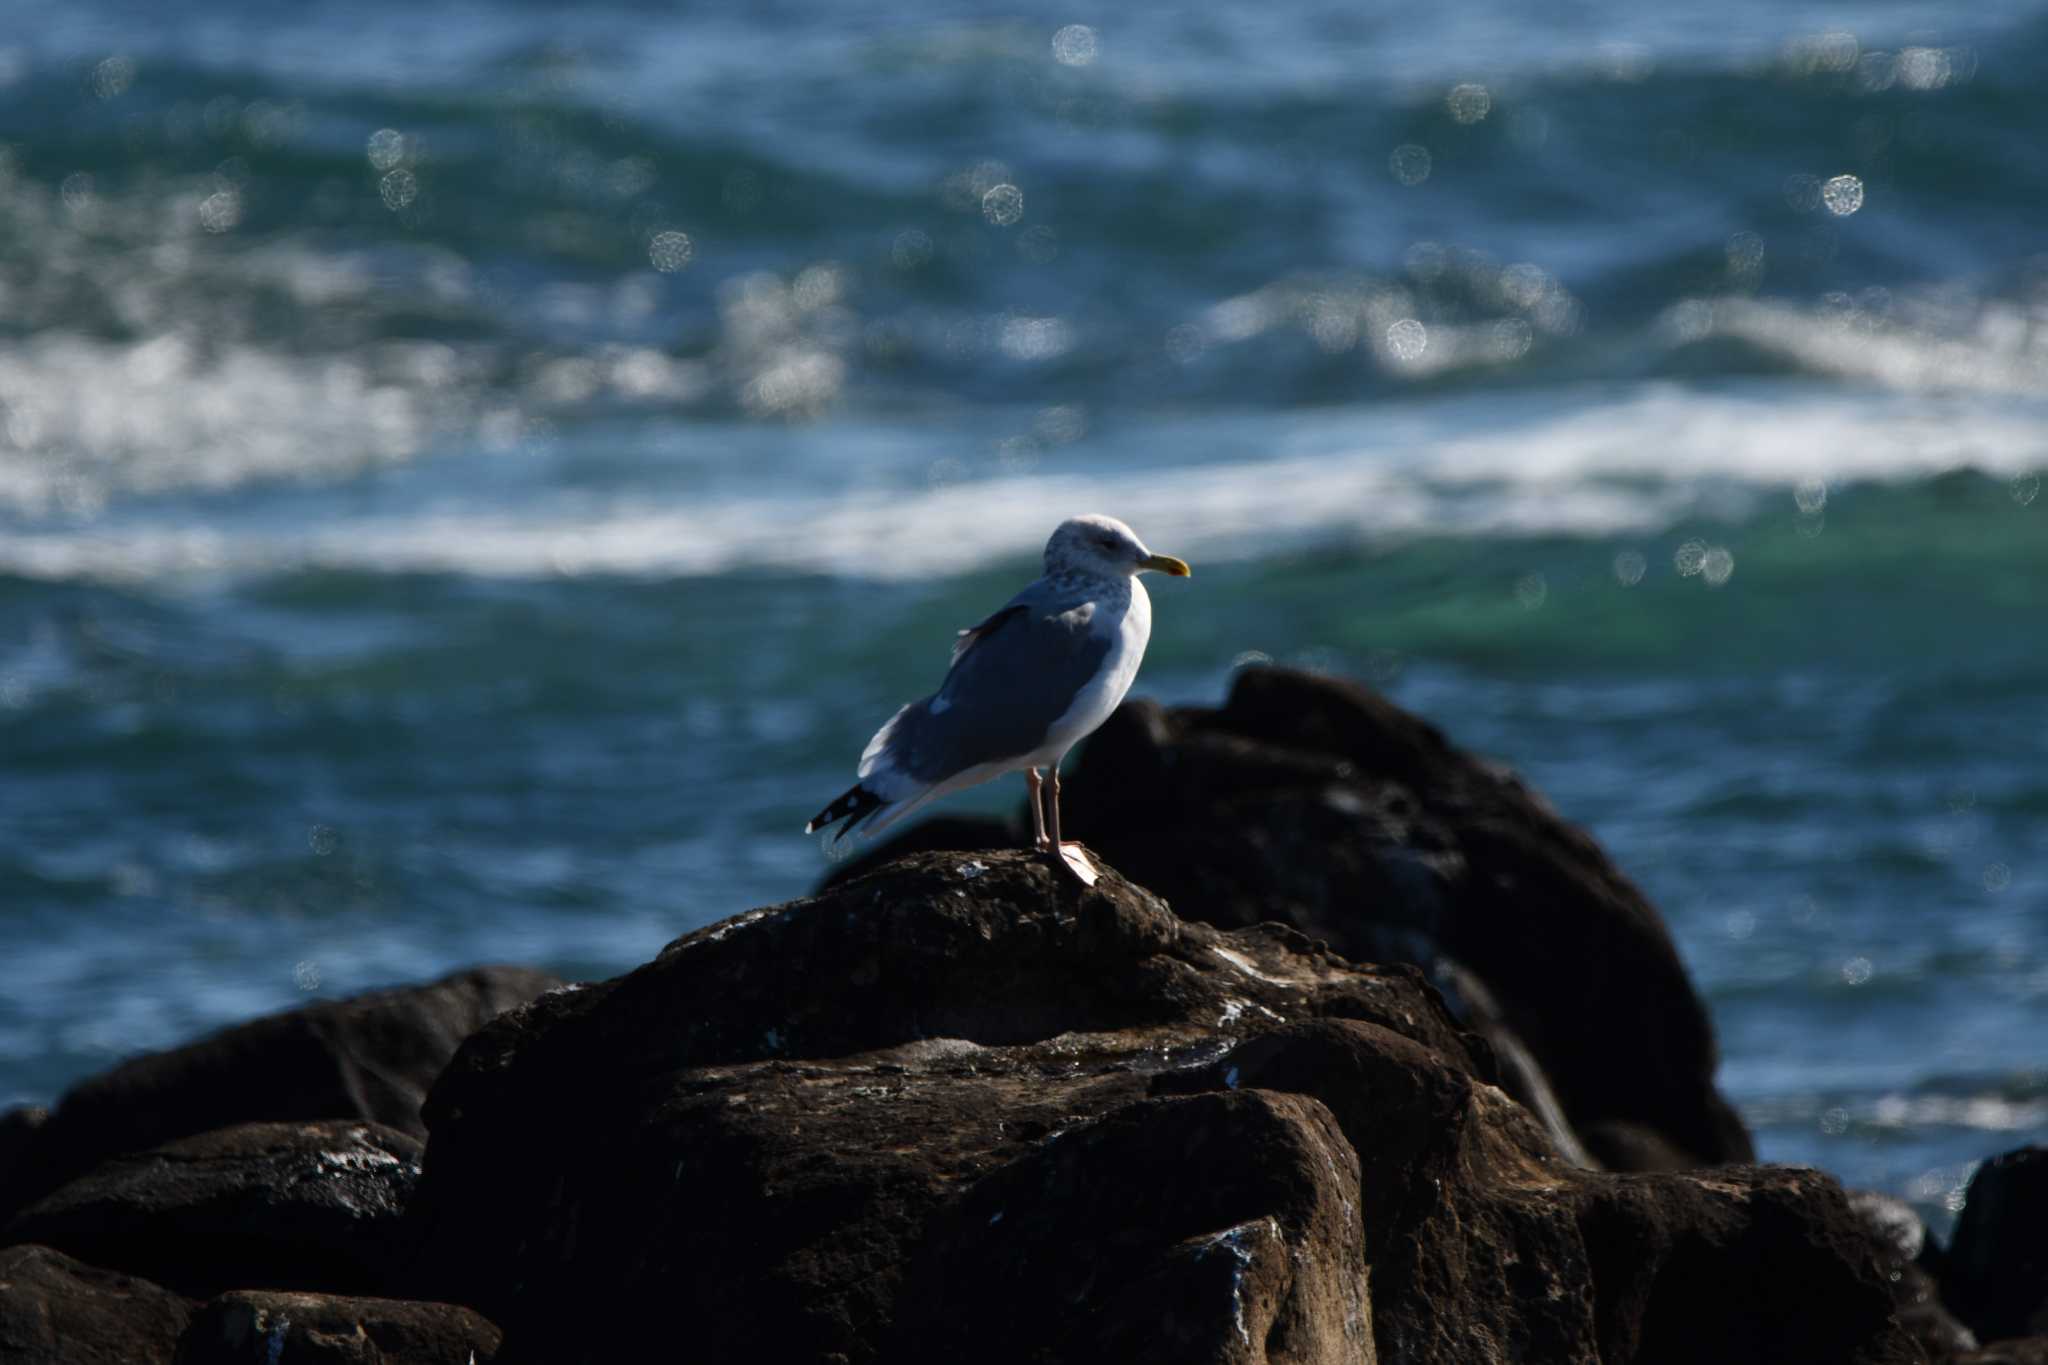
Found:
3,0 -> 2045,1235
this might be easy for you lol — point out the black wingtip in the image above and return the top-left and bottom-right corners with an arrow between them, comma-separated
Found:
805,784 -> 885,838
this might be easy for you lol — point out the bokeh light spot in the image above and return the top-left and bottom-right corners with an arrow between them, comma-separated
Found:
1446,83 -> 1491,124
1821,174 -> 1864,216
649,230 -> 694,272
366,127 -> 407,171
92,55 -> 136,101
891,228 -> 933,270
1385,317 -> 1428,362
379,168 -> 418,211
981,183 -> 1024,226
1388,144 -> 1432,186
1164,323 -> 1205,364
1051,24 -> 1098,67
198,188 -> 243,234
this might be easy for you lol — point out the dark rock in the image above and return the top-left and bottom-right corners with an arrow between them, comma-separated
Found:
0,1106 -> 47,1190
3,1121 -> 420,1300
893,1089 -> 1369,1363
1157,1018 -> 1913,1364
411,850 -> 1915,1364
1,966 -> 559,1222
1947,1146 -> 2048,1342
1961,1340 -> 2048,1365
1578,1119 -> 1699,1174
1574,1167 -> 1916,1365
409,850 -> 1486,1361
850,666 -> 1750,1168
174,1290 -> 500,1365
1848,1189 -> 1978,1361
0,1243 -> 194,1365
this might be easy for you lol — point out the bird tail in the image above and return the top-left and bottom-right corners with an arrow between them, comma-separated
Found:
804,783 -> 887,842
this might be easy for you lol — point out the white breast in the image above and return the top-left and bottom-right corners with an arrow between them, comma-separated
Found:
1032,576 -> 1152,767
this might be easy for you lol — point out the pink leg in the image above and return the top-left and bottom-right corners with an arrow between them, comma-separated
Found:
1025,767 -> 1049,850
1046,763 -> 1098,885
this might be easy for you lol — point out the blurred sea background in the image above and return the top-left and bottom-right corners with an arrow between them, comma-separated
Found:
3,0 -> 2045,1234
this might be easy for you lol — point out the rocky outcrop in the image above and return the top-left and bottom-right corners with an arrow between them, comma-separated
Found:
3,1121 -> 420,1300
1947,1147 -> 2048,1344
0,1243 -> 195,1365
174,1290 -> 501,1364
408,850 -> 1913,1364
834,665 -> 1751,1171
0,966 -> 559,1223
408,850 -> 1478,1361
10,667 -> 2041,1362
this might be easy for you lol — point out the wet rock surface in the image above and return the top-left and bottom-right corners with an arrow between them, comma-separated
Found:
0,1243 -> 195,1365
894,1087 -> 1370,1364
410,851 -> 1473,1362
0,965 -> 558,1223
174,1290 -> 501,1365
410,850 -> 1914,1364
840,666 -> 1749,1171
3,1121 -> 421,1300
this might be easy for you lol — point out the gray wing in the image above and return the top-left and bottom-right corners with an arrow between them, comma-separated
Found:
868,587 -> 1111,784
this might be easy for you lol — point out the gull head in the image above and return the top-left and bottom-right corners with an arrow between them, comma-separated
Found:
1044,514 -> 1192,581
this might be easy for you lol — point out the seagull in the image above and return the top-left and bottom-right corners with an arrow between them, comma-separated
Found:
806,513 -> 1190,883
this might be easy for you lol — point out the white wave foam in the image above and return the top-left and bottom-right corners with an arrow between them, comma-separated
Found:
5,383 -> 2042,585
1677,295 -> 2048,397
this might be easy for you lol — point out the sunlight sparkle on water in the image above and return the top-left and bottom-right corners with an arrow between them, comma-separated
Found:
1700,546 -> 1735,587
891,229 -> 933,270
1051,24 -> 1098,67
648,230 -> 694,272
1384,317 -> 1428,362
1822,175 -> 1864,217
981,184 -> 1025,226
366,128 -> 408,171
379,169 -> 418,211
1388,144 -> 1432,187
1445,83 -> 1491,124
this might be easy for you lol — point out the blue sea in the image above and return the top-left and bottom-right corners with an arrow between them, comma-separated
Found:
2,0 -> 2044,1235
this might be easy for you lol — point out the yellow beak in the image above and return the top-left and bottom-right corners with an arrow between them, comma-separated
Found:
1139,552 -> 1192,578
